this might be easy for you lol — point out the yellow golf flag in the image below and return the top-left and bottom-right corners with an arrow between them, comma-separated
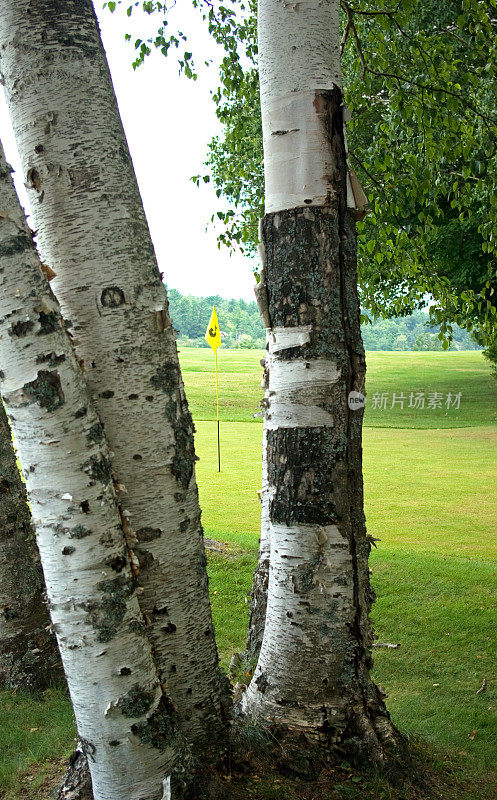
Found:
205,306 -> 222,351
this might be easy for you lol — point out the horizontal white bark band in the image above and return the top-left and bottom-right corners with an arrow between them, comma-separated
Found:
262,91 -> 338,213
268,357 -> 340,393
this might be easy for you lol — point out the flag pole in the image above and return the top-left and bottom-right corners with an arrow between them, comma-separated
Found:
215,348 -> 221,472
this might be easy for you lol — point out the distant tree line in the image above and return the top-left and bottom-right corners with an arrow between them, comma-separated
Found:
167,289 -> 481,352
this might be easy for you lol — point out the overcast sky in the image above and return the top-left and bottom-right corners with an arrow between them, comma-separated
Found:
0,2 -> 258,301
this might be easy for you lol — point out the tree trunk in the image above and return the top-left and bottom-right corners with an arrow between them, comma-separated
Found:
0,402 -> 62,692
241,0 -> 400,759
0,0 -> 229,755
0,144 -> 178,800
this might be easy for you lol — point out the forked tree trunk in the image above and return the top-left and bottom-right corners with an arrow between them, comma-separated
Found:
0,402 -> 62,692
0,144 -> 178,800
241,0 -> 400,759
0,0 -> 228,755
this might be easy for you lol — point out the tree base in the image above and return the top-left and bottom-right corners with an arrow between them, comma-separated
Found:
56,745 -> 92,800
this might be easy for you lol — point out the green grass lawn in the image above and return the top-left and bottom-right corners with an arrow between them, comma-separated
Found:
180,348 -> 497,428
1,350 -> 496,798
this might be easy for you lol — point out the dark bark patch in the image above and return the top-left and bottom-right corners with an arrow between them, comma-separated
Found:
98,390 -> 114,399
23,370 -> 64,412
150,362 -> 178,393
292,554 -> 322,594
74,407 -> 87,419
80,500 -> 90,514
131,694 -> 178,751
161,622 -> 177,634
26,167 -> 42,192
62,546 -> 75,555
0,233 -> 33,258
117,683 -> 154,718
69,525 -> 91,539
92,575 -> 133,643
35,351 -> 66,368
37,311 -> 58,335
82,455 -> 112,485
104,554 -> 126,573
86,423 -> 104,443
120,667 -> 132,676
101,287 -> 125,308
267,427 -> 343,525
136,526 -> 162,543
171,410 -> 195,490
9,320 -> 35,337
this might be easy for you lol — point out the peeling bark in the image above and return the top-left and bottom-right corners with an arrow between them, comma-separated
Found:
0,402 -> 62,692
0,144 -> 178,800
242,0 -> 401,760
0,0 -> 229,756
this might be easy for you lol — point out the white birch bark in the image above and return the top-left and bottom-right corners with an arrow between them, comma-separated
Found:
0,144 -> 176,800
259,0 -> 341,212
0,0 -> 228,753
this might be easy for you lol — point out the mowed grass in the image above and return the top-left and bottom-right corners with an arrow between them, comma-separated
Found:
180,348 -> 497,428
0,350 -> 496,797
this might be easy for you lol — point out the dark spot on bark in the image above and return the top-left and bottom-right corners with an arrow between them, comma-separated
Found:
62,546 -> 75,555
128,394 -> 139,400
204,627 -> 211,636
120,667 -> 132,676
323,677 -> 329,686
145,395 -> 154,402
170,664 -> 176,673
161,622 -> 177,634
101,287 -> 125,308
171,410 -> 195,490
92,576 -> 134,643
131,695 -> 178,751
150,362 -> 178,393
83,455 -> 112,485
37,311 -> 58,335
133,454 -> 142,461
135,548 -> 154,571
304,198 -> 313,204
74,407 -> 87,419
179,518 -> 190,533
164,399 -> 177,422
186,688 -> 192,695
9,320 -> 35,337
80,500 -> 90,514
69,525 -> 91,539
86,423 -> 104,443
105,554 -> 126,573
117,683 -> 154,718
136,527 -> 161,543
26,167 -> 41,192
118,143 -> 129,164
128,619 -> 147,636
286,611 -> 293,618
0,233 -> 33,258
293,554 -> 322,594
153,604 -> 168,616
23,370 -> 65,412
35,144 -> 44,154
35,352 -> 66,368
99,390 -> 114,399
109,740 -> 120,747
255,671 -> 269,694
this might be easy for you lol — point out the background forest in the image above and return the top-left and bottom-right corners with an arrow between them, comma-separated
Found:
168,288 -> 482,351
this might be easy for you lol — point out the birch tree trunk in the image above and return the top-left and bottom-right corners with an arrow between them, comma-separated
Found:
241,0 -> 401,759
0,402 -> 62,692
0,143 -> 179,800
0,0 -> 228,755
